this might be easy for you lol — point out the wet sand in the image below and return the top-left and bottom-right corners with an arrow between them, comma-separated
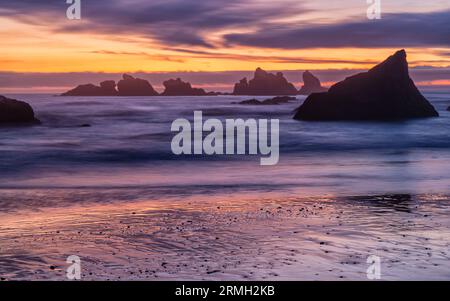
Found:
1,191 -> 450,281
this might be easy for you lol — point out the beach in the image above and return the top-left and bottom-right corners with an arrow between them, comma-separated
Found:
1,190 -> 450,281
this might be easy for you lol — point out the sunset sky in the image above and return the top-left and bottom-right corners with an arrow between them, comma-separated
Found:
1,0 -> 450,92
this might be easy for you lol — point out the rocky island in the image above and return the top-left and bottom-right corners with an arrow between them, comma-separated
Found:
0,95 -> 40,125
294,50 -> 439,121
61,75 -> 223,96
233,68 -> 298,96
161,78 -> 207,96
62,80 -> 118,96
117,74 -> 159,96
298,71 -> 327,95
62,74 -> 159,96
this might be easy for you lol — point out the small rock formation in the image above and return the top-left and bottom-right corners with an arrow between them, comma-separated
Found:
61,80 -> 118,96
117,74 -> 159,96
298,71 -> 327,95
61,74 -> 221,97
236,96 -> 296,105
161,78 -> 207,96
233,68 -> 298,96
233,78 -> 250,95
447,106 -> 450,111
236,98 -> 261,105
0,95 -> 40,124
294,50 -> 439,121
99,80 -> 119,95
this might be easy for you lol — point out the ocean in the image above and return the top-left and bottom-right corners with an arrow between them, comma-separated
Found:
1,93 -> 449,198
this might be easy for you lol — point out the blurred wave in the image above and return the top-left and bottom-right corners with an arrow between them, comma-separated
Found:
0,93 -> 449,198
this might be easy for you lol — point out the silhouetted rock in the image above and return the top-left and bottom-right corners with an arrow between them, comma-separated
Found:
298,71 -> 327,95
62,80 -> 118,96
235,98 -> 261,105
117,74 -> 159,96
61,75 -> 220,97
294,50 -> 439,121
99,80 -> 118,95
233,78 -> 249,95
62,84 -> 98,96
447,106 -> 450,111
233,68 -> 298,96
162,78 -> 207,96
236,96 -> 296,105
0,95 -> 40,125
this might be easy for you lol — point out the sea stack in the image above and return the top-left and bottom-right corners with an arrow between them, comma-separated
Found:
161,78 -> 207,96
61,80 -> 118,96
0,95 -> 40,125
294,50 -> 439,121
298,71 -> 327,95
233,68 -> 298,96
117,74 -> 159,96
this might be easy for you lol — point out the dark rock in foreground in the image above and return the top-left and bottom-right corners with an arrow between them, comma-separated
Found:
233,68 -> 298,96
62,80 -> 118,96
0,95 -> 40,125
298,71 -> 327,95
162,78 -> 207,96
236,96 -> 297,105
294,50 -> 439,121
447,106 -> 450,111
117,74 -> 159,96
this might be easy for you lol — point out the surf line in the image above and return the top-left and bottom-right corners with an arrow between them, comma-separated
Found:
171,111 -> 279,166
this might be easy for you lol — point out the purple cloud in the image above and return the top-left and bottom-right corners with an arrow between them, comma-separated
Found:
225,10 -> 450,49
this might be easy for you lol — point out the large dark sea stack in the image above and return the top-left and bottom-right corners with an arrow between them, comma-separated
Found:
117,74 -> 159,96
161,78 -> 207,96
62,80 -> 118,96
233,68 -> 298,96
0,95 -> 40,125
298,71 -> 327,95
294,50 -> 439,121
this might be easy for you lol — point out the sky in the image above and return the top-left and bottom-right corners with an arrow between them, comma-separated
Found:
1,0 -> 450,92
